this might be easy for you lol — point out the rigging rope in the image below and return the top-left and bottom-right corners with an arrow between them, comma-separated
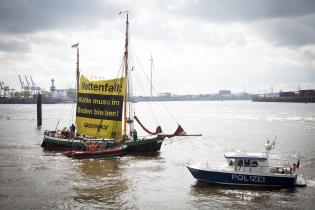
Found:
129,43 -> 179,125
129,44 -> 159,125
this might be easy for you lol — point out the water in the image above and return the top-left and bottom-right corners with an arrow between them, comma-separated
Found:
0,101 -> 315,209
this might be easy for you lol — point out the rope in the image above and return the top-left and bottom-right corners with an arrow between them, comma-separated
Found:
130,42 -> 179,125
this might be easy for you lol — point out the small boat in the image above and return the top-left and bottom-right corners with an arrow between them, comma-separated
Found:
187,140 -> 306,187
64,144 -> 125,159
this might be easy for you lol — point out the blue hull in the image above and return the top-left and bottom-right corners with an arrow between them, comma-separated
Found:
187,166 -> 296,187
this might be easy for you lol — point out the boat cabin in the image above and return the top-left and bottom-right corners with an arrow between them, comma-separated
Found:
224,152 -> 294,175
224,152 -> 269,173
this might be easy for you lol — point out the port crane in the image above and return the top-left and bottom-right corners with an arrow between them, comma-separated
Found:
18,75 -> 41,95
24,75 -> 31,94
0,81 -> 4,97
0,81 -> 13,97
30,76 -> 41,94
18,75 -> 25,92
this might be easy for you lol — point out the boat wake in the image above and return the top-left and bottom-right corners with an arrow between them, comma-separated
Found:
305,179 -> 315,188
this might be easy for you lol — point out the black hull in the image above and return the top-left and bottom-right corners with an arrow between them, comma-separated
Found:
252,96 -> 315,103
124,136 -> 164,153
42,131 -> 165,154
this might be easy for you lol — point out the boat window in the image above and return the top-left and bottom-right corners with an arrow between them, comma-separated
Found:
228,160 -> 234,166
237,160 -> 243,166
251,161 -> 258,167
244,159 -> 250,167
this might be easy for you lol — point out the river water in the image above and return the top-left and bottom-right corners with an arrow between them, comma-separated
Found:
0,101 -> 314,209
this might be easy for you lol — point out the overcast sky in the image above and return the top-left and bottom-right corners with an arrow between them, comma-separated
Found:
1,0 -> 315,95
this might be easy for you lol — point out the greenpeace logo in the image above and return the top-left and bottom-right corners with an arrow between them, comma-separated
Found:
83,123 -> 109,130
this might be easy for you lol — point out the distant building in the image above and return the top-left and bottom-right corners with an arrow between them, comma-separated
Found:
52,88 -> 75,99
299,89 -> 315,96
279,91 -> 296,97
52,89 -> 67,99
159,92 -> 172,97
218,90 -> 231,96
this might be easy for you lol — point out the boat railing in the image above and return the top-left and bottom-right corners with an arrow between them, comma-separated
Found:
268,158 -> 291,167
190,159 -> 296,175
235,164 -> 295,175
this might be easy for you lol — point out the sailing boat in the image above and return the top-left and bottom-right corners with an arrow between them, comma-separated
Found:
43,42 -> 126,158
42,12 -> 195,156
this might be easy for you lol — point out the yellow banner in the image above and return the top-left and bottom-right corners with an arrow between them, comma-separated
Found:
76,75 -> 126,140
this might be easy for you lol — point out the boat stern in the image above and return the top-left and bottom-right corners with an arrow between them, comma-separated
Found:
295,175 -> 307,187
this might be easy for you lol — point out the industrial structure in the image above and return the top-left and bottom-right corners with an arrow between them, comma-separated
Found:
18,75 -> 41,95
0,75 -> 63,104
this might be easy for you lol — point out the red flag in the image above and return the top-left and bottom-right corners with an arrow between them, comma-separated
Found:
71,43 -> 79,48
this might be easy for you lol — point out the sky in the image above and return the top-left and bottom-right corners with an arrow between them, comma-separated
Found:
1,0 -> 315,95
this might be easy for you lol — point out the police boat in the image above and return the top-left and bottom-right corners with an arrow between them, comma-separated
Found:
187,140 -> 306,187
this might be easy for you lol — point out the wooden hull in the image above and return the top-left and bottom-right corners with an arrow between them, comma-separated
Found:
64,146 -> 124,159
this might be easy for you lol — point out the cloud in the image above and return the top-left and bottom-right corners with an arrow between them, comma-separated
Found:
179,0 -> 315,22
0,0 -> 314,93
175,0 -> 315,47
0,40 -> 31,53
252,14 -> 315,47
0,0 -> 117,34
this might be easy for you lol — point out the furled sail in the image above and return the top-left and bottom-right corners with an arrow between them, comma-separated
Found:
134,115 -> 162,135
164,125 -> 186,138
76,75 -> 126,140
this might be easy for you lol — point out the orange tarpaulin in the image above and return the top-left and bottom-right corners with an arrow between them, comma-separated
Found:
134,115 -> 162,135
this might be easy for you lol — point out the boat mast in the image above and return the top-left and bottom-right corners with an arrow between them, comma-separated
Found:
76,45 -> 80,99
149,54 -> 153,97
71,42 -> 80,125
71,42 -> 80,99
123,12 -> 129,140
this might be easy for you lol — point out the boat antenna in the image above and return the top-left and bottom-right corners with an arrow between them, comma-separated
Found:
119,11 -> 129,140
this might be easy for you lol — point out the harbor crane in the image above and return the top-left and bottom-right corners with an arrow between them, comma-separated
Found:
18,75 -> 25,92
30,76 -> 36,94
30,76 -> 40,94
0,81 -> 4,97
0,81 -> 11,97
24,75 -> 31,93
18,75 -> 41,95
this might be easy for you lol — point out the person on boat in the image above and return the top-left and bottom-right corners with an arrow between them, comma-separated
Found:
70,124 -> 76,138
87,142 -> 100,151
133,129 -> 138,141
61,127 -> 67,138
101,141 -> 108,149
290,163 -> 297,173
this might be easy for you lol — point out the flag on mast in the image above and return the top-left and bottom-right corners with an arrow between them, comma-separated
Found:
71,42 -> 79,48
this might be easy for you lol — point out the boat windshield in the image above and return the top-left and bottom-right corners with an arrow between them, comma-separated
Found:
227,158 -> 260,168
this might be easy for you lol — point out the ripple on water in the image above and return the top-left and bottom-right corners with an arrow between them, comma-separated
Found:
1,102 -> 315,209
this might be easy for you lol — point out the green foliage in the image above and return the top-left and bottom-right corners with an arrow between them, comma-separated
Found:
67,89 -> 76,99
22,91 -> 31,98
13,91 -> 22,98
41,90 -> 52,97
